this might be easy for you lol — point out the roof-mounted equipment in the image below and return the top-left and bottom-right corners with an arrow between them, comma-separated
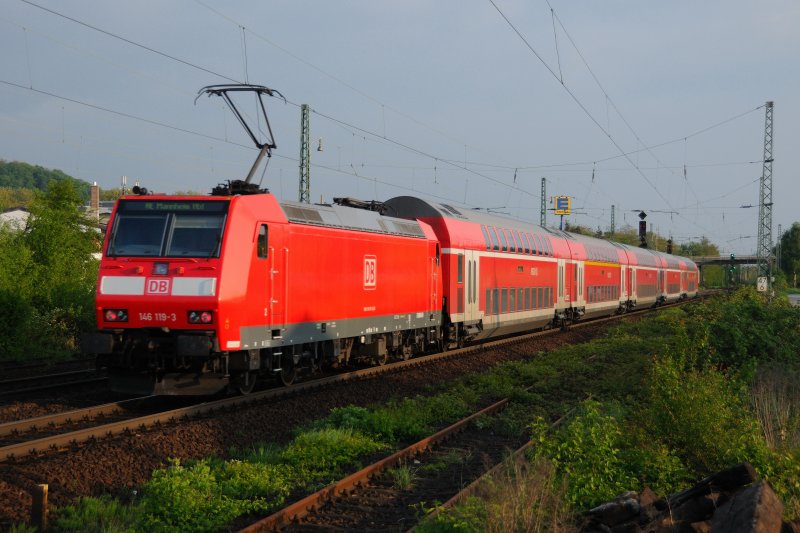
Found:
196,84 -> 285,195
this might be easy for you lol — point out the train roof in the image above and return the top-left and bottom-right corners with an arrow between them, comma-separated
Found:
384,196 -> 698,270
279,200 -> 427,239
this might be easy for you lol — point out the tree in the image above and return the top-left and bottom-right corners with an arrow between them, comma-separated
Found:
0,179 -> 100,360
0,160 -> 90,200
678,237 -> 719,258
779,223 -> 800,286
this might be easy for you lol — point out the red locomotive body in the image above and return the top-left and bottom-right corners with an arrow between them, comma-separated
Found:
87,193 -> 442,395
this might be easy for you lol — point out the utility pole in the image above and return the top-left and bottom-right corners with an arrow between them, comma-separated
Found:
777,223 -> 782,272
756,101 -> 774,289
610,204 -> 615,235
299,104 -> 311,203
540,177 -> 547,227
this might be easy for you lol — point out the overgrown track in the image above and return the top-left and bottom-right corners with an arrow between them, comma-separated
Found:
0,295 -> 704,463
241,396 -> 523,532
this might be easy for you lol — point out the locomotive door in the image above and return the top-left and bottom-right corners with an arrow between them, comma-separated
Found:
464,250 -> 480,322
268,226 -> 288,330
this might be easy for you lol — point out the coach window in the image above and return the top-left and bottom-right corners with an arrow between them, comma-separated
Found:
520,232 -> 530,254
492,288 -> 499,315
489,227 -> 500,251
257,224 -> 268,259
501,288 -> 508,313
499,229 -> 508,252
481,225 -> 491,251
457,254 -> 464,284
509,288 -> 515,312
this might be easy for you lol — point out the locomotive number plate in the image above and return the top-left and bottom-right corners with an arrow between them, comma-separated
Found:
138,312 -> 178,322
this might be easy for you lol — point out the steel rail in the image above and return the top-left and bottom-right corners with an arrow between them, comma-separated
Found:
0,396 -> 151,437
0,294 -> 707,462
238,396 -> 513,532
0,370 -> 107,398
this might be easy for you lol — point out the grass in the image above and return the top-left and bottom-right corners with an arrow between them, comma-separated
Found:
33,289 -> 800,531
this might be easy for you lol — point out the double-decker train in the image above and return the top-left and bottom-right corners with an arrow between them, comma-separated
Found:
84,189 -> 698,395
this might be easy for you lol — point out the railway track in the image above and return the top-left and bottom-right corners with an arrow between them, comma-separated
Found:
0,369 -> 107,398
0,297 -> 701,463
240,395 -> 525,531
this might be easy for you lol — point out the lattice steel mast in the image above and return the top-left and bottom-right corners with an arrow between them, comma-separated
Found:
299,104 -> 311,203
756,101 -> 774,286
540,177 -> 547,227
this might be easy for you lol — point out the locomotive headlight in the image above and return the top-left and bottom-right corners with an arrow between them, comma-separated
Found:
153,262 -> 169,275
188,310 -> 214,324
103,308 -> 128,322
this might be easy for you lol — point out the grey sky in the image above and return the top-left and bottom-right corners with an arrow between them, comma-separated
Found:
1,0 -> 797,255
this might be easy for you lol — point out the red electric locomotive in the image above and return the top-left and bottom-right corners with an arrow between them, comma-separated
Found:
86,192 -> 443,395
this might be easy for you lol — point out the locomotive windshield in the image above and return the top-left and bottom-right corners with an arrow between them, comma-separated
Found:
107,200 -> 229,258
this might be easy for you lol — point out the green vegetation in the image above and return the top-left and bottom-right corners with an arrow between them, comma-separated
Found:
15,289 -> 799,531
424,289 -> 800,531
0,160 -> 90,208
0,179 -> 99,361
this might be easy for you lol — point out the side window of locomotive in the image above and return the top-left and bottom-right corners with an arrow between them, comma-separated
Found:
257,224 -> 268,259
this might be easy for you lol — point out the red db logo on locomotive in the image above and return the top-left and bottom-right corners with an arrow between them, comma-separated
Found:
146,278 -> 172,295
363,256 -> 377,289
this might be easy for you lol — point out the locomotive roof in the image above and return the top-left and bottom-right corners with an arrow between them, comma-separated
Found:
279,200 -> 427,238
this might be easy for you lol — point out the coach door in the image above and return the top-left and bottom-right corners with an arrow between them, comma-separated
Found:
464,250 -> 480,322
268,226 -> 288,330
557,259 -> 566,307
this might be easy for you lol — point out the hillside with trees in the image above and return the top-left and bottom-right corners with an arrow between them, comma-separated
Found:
0,160 -> 91,210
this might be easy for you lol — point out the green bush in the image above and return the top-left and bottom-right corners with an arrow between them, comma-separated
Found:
137,458 -> 284,532
530,400 -> 637,509
0,180 -> 99,362
52,496 -> 138,533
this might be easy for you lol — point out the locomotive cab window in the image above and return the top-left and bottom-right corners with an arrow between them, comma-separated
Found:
108,200 -> 228,258
257,224 -> 268,259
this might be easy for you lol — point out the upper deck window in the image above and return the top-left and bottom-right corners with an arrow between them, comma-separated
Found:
520,232 -> 530,254
108,200 -> 229,258
498,229 -> 508,252
489,227 -> 500,251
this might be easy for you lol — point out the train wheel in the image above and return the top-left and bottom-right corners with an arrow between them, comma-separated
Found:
277,353 -> 296,386
233,371 -> 257,395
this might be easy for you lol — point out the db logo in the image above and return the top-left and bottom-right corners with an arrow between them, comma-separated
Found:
363,256 -> 377,289
146,278 -> 172,295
